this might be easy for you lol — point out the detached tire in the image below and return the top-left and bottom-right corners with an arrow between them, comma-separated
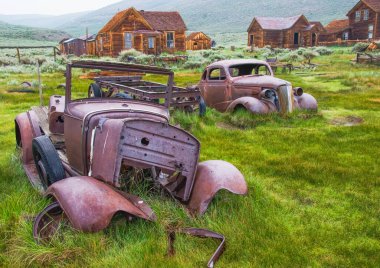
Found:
88,83 -> 103,98
32,136 -> 65,190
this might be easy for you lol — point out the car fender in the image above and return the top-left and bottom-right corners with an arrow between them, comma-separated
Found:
295,93 -> 318,110
186,160 -> 248,216
45,176 -> 156,232
226,97 -> 271,114
15,111 -> 42,164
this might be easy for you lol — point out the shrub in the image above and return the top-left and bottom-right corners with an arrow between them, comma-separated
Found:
183,60 -> 204,69
279,52 -> 304,63
118,49 -> 143,62
7,79 -> 19,86
20,57 -> 32,65
41,61 -> 65,73
0,56 -> 17,66
312,46 -> 333,55
302,50 -> 320,64
352,42 -> 370,52
135,54 -> 155,65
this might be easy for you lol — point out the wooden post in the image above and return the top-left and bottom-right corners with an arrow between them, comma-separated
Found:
53,47 -> 57,61
16,48 -> 21,64
37,61 -> 43,106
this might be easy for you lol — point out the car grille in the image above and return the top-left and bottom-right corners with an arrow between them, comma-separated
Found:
277,85 -> 294,114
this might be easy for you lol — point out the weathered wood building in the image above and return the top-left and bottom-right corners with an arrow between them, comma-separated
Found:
186,32 -> 212,50
319,19 -> 351,42
96,7 -> 187,56
59,34 -> 96,56
347,0 -> 380,40
247,15 -> 324,48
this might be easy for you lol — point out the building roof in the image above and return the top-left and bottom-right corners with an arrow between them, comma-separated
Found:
186,32 -> 211,41
250,15 -> 305,31
140,11 -> 187,31
324,19 -> 350,34
99,7 -> 187,33
347,0 -> 380,15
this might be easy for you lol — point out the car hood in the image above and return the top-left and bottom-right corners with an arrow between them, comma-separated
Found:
232,75 -> 290,88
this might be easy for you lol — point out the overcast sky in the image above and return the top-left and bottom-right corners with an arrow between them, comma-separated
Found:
1,0 -> 122,15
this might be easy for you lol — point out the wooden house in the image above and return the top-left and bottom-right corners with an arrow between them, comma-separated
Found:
86,34 -> 97,56
247,15 -> 324,48
186,32 -> 212,50
96,7 -> 187,57
319,19 -> 351,42
347,0 -> 380,40
59,34 -> 97,56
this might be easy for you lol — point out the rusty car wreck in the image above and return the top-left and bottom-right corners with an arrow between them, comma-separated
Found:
197,59 -> 318,114
15,61 -> 247,266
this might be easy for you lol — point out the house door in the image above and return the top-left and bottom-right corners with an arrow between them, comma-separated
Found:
249,35 -> 254,46
124,33 -> 133,49
312,33 -> 317,46
294,32 -> 299,46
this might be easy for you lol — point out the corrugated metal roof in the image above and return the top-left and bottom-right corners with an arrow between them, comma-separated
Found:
254,15 -> 304,30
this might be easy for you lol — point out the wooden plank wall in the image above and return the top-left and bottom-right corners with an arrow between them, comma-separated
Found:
349,2 -> 379,40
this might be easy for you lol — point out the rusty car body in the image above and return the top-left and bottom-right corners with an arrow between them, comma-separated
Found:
14,61 -> 247,243
197,59 -> 318,114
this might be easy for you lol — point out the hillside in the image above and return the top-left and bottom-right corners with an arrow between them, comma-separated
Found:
0,21 -> 70,44
1,0 -> 358,37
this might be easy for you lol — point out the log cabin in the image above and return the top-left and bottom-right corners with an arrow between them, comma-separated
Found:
186,32 -> 212,50
60,34 -> 96,56
247,15 -> 324,48
319,19 -> 351,42
347,0 -> 380,40
96,7 -> 187,57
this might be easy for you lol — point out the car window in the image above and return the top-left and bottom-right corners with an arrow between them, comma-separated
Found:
229,68 -> 240,77
256,65 -> 270,75
208,68 -> 226,81
228,64 -> 271,77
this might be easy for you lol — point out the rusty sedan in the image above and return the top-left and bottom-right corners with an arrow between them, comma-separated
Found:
197,59 -> 317,114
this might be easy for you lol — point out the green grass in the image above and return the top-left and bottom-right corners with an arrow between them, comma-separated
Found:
0,50 -> 379,267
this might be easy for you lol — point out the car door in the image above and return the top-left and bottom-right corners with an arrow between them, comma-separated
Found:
202,67 -> 229,112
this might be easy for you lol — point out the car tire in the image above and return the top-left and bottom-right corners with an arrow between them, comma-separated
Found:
32,136 -> 65,190
199,97 -> 207,117
88,83 -> 103,98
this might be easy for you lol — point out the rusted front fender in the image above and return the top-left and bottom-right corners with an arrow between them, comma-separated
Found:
226,97 -> 274,114
295,93 -> 318,110
186,160 -> 247,216
45,176 -> 156,232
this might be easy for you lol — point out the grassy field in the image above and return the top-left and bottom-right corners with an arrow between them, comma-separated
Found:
0,50 -> 379,267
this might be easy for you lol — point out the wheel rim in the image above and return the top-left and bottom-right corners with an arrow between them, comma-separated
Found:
36,156 -> 49,189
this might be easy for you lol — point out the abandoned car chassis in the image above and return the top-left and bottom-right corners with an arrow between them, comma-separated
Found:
15,61 -> 247,265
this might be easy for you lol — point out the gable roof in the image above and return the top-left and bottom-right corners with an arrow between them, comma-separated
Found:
140,11 -> 187,31
98,7 -> 187,33
186,32 -> 211,41
324,19 -> 350,34
347,0 -> 380,15
248,15 -> 308,31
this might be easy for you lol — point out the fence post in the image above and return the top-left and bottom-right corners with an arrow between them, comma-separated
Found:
16,48 -> 21,64
37,61 -> 43,106
53,47 -> 57,62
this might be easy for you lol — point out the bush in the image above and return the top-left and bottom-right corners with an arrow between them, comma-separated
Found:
7,79 -> 19,86
41,61 -> 65,73
352,42 -> 370,52
118,49 -> 143,62
312,46 -> 333,55
302,50 -> 320,63
135,54 -> 155,65
0,56 -> 17,66
279,52 -> 304,63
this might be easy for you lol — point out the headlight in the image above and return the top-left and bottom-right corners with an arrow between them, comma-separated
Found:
262,88 -> 276,98
293,87 -> 303,97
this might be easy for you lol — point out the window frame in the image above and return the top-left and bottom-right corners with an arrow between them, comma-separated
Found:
166,32 -> 175,49
124,32 -> 134,49
363,9 -> 369,20
368,24 -> 374,39
207,67 -> 226,81
355,10 -> 361,22
148,37 -> 155,49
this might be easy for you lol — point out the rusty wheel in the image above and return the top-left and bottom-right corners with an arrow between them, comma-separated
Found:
32,136 -> 65,190
33,202 -> 66,244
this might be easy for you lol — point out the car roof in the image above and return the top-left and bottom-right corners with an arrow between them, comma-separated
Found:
207,59 -> 269,68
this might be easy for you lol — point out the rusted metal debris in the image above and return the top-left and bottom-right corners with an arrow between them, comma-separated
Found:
167,228 -> 226,268
198,59 -> 318,114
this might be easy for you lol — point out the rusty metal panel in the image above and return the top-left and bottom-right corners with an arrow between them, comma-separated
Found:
45,176 -> 156,233
186,160 -> 248,216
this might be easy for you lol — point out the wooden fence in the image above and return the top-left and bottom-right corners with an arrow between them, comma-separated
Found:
0,46 -> 60,63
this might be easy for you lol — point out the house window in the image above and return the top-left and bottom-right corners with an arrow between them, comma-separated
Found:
166,32 -> 175,48
124,33 -> 133,49
355,11 -> 361,22
368,24 -> 374,39
363,9 -> 369,20
148,37 -> 155,49
343,32 -> 349,40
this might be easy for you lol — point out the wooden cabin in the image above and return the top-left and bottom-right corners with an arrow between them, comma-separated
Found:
347,0 -> 380,40
247,15 -> 324,48
59,34 -> 97,56
97,7 -> 187,57
186,32 -> 212,50
319,19 -> 351,42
